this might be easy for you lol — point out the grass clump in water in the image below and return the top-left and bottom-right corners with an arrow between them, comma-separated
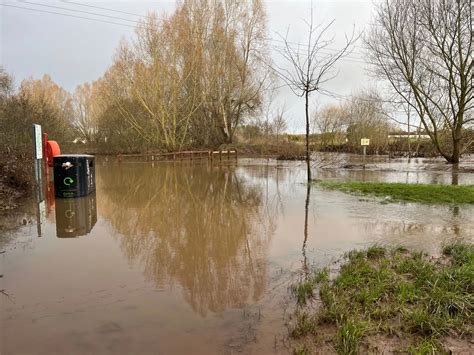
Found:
291,268 -> 329,306
318,181 -> 474,204
288,242 -> 474,354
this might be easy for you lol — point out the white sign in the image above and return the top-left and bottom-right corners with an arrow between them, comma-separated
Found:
33,124 -> 43,159
360,138 -> 370,146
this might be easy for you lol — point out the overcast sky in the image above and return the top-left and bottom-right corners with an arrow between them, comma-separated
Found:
1,0 -> 382,133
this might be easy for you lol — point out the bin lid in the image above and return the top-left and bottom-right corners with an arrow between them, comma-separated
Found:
54,154 -> 95,158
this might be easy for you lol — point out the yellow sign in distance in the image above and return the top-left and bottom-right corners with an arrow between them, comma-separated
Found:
361,138 -> 370,146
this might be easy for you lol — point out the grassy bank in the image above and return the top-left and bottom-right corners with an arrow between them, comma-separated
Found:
289,242 -> 474,354
319,181 -> 474,204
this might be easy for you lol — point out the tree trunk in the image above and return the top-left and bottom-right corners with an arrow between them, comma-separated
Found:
450,139 -> 460,163
302,183 -> 311,274
305,90 -> 311,181
451,165 -> 459,185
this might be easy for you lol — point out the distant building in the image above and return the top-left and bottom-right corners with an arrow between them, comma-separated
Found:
388,132 -> 430,140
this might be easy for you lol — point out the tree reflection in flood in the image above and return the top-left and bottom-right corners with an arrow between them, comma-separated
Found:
97,162 -> 274,316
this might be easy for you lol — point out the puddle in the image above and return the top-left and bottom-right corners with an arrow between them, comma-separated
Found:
1,157 -> 473,354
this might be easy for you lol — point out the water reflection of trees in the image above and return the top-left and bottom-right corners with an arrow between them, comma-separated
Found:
97,163 -> 274,316
362,215 -> 472,239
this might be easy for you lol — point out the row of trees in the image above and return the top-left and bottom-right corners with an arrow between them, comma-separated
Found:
2,0 -> 270,153
0,71 -> 74,151
366,0 -> 473,163
0,69 -> 78,188
312,90 -> 393,152
1,0 -> 472,166
74,0 -> 269,151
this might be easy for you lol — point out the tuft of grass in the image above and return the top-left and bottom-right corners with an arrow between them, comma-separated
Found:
366,245 -> 386,259
313,268 -> 330,283
442,241 -> 474,266
290,311 -> 317,338
403,308 -> 445,336
293,344 -> 309,355
289,241 -> 474,354
291,269 -> 329,306
336,319 -> 368,355
407,337 -> 440,355
318,181 -> 474,204
394,246 -> 409,254
395,281 -> 419,304
292,280 -> 315,306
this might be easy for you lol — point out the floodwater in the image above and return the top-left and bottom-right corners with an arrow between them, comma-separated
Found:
1,156 -> 474,354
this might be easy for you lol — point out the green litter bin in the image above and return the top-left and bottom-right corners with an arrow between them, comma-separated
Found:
53,155 -> 95,198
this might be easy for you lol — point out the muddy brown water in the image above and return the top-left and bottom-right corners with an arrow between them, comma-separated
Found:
1,156 -> 474,354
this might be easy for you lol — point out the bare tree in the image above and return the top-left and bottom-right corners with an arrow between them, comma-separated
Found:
344,89 -> 393,153
72,82 -> 102,143
103,12 -> 203,151
366,0 -> 473,163
272,105 -> 288,144
204,0 -> 269,144
272,7 -> 357,181
96,1 -> 269,151
0,67 -> 13,100
312,103 -> 346,148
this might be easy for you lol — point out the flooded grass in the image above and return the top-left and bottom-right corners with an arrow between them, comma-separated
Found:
288,242 -> 474,354
291,269 -> 329,306
319,181 -> 474,204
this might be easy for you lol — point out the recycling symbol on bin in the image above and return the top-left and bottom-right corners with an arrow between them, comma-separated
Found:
63,177 -> 74,186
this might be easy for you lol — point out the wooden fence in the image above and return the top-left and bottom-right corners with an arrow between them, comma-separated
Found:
117,150 -> 238,162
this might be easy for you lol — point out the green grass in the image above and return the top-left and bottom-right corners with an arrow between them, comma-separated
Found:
318,181 -> 474,204
336,319 -> 368,355
408,337 -> 440,355
288,242 -> 474,354
291,268 -> 329,306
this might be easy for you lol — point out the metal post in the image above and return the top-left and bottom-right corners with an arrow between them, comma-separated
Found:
32,124 -> 44,237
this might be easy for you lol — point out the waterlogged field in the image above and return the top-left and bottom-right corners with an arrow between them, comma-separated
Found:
1,156 -> 474,354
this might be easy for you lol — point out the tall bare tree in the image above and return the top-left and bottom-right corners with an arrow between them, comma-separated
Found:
366,0 -> 473,163
272,105 -> 288,144
272,7 -> 357,181
312,103 -> 346,148
0,67 -> 13,100
191,0 -> 269,144
104,12 -> 203,151
72,82 -> 103,143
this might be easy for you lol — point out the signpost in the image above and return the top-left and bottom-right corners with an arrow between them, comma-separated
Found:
32,124 -> 44,237
33,124 -> 43,159
361,138 -> 370,156
32,124 -> 43,181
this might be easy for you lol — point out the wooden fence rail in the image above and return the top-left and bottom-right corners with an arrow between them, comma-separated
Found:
117,150 -> 238,162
